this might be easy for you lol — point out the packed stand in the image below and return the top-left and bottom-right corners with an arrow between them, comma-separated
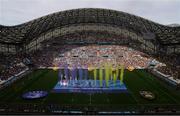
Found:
29,44 -> 153,69
0,54 -> 28,81
156,54 -> 180,79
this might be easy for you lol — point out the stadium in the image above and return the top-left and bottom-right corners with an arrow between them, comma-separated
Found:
0,8 -> 180,114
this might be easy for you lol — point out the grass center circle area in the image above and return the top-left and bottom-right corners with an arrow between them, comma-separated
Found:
139,90 -> 155,100
22,91 -> 48,100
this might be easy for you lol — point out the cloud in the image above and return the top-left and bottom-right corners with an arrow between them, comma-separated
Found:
0,0 -> 180,26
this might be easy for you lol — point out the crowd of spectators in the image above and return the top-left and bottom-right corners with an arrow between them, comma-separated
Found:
0,53 -> 27,81
54,45 -> 152,68
156,55 -> 180,79
28,41 -> 179,79
1,31 -> 179,82
29,45 -> 152,69
156,65 -> 179,79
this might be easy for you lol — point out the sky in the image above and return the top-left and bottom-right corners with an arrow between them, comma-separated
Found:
0,0 -> 180,26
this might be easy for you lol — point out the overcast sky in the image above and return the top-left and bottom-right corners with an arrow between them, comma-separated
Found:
0,0 -> 180,26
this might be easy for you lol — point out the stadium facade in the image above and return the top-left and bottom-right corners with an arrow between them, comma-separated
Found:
0,8 -> 180,56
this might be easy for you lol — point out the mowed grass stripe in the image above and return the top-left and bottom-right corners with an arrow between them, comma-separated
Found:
124,70 -> 155,104
0,70 -> 44,101
23,69 -> 58,91
1,69 -> 180,107
13,69 -> 58,103
0,70 -> 38,98
123,70 -> 139,104
148,74 -> 180,103
136,70 -> 179,104
133,70 -> 174,104
3,70 -> 48,102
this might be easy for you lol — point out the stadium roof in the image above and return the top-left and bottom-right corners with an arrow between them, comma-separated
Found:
0,8 -> 180,45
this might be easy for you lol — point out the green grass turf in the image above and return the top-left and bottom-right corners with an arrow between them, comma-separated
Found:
0,69 -> 180,108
